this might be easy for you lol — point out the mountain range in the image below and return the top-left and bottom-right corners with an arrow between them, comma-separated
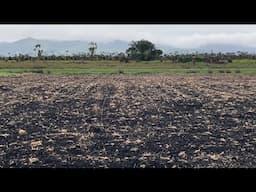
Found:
0,38 -> 255,56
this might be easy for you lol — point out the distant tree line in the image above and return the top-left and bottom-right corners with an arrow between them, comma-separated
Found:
1,40 -> 256,63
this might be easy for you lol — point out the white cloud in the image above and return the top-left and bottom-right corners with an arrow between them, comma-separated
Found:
1,25 -> 256,48
157,32 -> 256,48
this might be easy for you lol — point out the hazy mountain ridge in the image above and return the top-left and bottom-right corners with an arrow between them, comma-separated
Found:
194,44 -> 256,53
0,38 -> 255,56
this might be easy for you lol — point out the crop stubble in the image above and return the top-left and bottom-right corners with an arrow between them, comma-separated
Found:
0,74 -> 256,168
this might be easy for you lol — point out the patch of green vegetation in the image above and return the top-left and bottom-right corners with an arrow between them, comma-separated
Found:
1,67 -> 256,76
31,69 -> 44,74
186,70 -> 198,74
117,69 -> 124,74
1,59 -> 256,70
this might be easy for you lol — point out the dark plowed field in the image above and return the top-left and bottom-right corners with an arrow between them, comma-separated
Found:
0,74 -> 256,168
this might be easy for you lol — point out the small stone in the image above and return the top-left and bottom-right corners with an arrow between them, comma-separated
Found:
208,153 -> 223,161
31,141 -> 42,150
110,102 -> 116,108
124,139 -> 131,144
202,131 -> 212,135
29,157 -> 39,164
178,151 -> 186,158
194,149 -> 200,154
130,147 -> 138,152
169,126 -> 177,129
112,132 -> 121,137
135,139 -> 142,144
61,129 -> 68,133
160,156 -> 170,160
18,129 -> 27,136
46,147 -> 54,152
7,120 -> 16,126
0,134 -> 9,138
193,135 -> 200,139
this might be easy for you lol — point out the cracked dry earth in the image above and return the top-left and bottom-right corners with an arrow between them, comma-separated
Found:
0,74 -> 256,168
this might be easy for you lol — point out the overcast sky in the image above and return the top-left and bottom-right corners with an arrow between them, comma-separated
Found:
1,25 -> 256,48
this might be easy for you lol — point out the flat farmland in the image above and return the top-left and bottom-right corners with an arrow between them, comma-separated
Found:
1,60 -> 256,74
0,74 -> 256,168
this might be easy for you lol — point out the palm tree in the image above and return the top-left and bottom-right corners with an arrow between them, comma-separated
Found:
88,42 -> 97,58
33,44 -> 43,59
65,50 -> 69,60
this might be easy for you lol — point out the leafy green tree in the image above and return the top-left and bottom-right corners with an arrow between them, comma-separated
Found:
126,40 -> 163,61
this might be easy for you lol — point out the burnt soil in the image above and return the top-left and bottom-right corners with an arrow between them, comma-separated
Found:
0,74 -> 256,168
